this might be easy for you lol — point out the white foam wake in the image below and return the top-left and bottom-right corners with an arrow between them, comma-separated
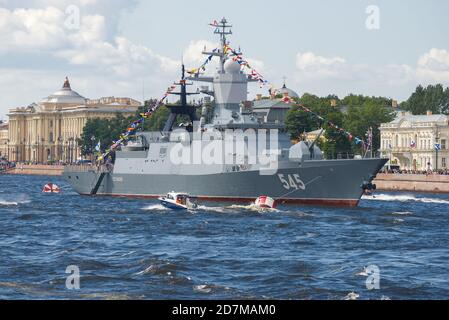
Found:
196,205 -> 228,213
141,204 -> 170,211
228,204 -> 280,213
196,204 -> 280,214
0,197 -> 31,206
0,200 -> 19,206
362,194 -> 449,205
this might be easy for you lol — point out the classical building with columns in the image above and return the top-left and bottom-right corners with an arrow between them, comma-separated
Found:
7,77 -> 141,163
0,121 -> 8,159
380,111 -> 449,171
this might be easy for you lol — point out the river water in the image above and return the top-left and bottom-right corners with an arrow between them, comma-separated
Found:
0,174 -> 448,300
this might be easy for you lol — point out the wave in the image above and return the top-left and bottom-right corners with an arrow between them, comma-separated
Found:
229,204 -> 280,213
193,283 -> 230,294
0,200 -> 19,206
0,199 -> 31,206
344,292 -> 360,300
196,204 -> 279,214
391,211 -> 413,216
0,193 -> 31,207
79,293 -> 136,300
363,194 -> 449,205
141,204 -> 170,212
196,205 -> 228,213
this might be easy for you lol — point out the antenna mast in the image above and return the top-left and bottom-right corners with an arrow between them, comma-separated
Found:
213,17 -> 232,73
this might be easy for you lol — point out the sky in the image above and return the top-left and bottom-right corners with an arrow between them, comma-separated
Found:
1,0 -> 449,120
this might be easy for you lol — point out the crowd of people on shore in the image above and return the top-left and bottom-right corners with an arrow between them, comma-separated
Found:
381,168 -> 449,175
0,158 -> 15,172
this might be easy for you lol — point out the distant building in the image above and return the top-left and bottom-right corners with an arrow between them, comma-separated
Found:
0,121 -> 8,159
392,99 -> 399,109
380,111 -> 449,170
306,129 -> 326,143
252,99 -> 293,124
276,82 -> 300,100
253,82 -> 299,124
7,77 -> 141,163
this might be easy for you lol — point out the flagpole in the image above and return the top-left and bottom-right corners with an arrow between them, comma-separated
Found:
436,126 -> 440,172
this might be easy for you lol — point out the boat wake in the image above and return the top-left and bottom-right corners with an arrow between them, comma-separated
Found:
228,204 -> 280,213
362,194 -> 449,205
141,202 -> 280,214
0,196 -> 31,207
141,204 -> 170,212
195,204 -> 279,214
0,200 -> 19,206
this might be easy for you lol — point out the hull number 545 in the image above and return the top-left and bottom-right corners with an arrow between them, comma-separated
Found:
278,174 -> 306,191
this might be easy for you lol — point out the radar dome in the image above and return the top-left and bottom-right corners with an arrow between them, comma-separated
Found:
224,59 -> 241,74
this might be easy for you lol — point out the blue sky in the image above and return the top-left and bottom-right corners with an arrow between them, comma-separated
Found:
1,0 -> 449,119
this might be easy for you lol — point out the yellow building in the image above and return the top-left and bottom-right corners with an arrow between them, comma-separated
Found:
0,121 -> 8,159
7,77 -> 141,163
380,111 -> 449,171
306,129 -> 326,143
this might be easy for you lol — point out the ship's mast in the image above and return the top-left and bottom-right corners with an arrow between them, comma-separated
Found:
187,18 -> 256,127
214,17 -> 232,73
162,64 -> 200,133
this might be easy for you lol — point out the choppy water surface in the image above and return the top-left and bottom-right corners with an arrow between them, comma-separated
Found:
0,175 -> 448,300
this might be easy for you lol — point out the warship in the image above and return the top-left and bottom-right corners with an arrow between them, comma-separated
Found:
64,18 -> 387,207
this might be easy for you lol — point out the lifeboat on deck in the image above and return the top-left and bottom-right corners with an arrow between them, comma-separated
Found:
42,183 -> 61,194
254,196 -> 277,209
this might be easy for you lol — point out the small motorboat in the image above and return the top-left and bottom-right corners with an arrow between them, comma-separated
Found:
42,183 -> 61,194
158,192 -> 198,210
254,196 -> 277,209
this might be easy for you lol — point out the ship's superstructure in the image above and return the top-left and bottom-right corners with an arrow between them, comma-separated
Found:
63,18 -> 387,207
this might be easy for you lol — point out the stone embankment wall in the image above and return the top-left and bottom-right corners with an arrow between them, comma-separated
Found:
374,174 -> 449,193
6,165 -> 64,176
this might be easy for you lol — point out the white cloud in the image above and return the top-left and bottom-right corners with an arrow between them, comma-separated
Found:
183,40 -> 218,66
416,48 -> 449,82
0,4 -> 268,118
0,7 -> 69,51
0,3 -> 176,117
296,52 -> 346,78
0,6 -> 179,78
293,49 -> 449,100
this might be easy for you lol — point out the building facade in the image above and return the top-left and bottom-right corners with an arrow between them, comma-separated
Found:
7,77 -> 141,163
380,111 -> 449,171
252,83 -> 299,124
0,121 -> 8,159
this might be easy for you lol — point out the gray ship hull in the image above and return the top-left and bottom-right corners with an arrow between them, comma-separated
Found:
63,158 -> 387,207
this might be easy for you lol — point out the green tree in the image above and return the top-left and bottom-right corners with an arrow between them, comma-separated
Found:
79,114 -> 132,157
344,99 -> 395,152
285,106 -> 318,140
321,110 -> 353,158
286,93 -> 395,157
401,84 -> 449,115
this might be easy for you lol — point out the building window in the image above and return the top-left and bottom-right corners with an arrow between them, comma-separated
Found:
50,120 -> 53,128
441,139 -> 447,150
443,158 -> 446,168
